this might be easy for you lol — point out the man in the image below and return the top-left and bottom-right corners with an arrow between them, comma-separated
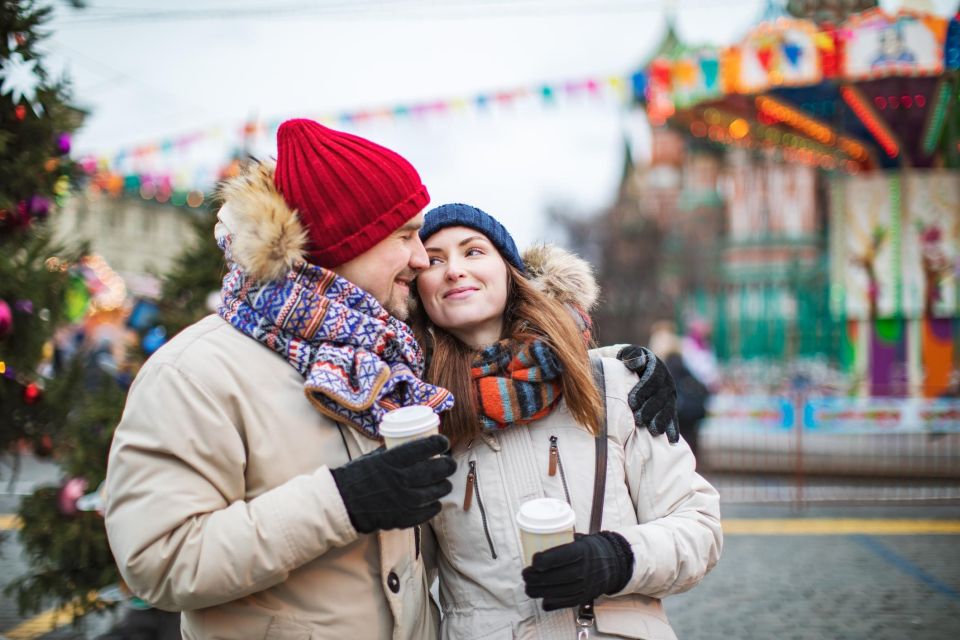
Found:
106,120 -> 457,639
106,119 -> 678,639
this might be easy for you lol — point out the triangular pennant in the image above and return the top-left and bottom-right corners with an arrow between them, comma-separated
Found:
757,46 -> 775,72
700,58 -> 719,89
783,42 -> 803,68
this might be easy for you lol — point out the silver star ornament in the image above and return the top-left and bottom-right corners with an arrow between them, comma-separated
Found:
0,51 -> 43,115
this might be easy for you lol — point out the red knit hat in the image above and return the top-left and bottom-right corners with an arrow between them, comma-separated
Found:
274,119 -> 430,267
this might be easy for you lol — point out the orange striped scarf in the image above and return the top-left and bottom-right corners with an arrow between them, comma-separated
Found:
471,339 -> 563,430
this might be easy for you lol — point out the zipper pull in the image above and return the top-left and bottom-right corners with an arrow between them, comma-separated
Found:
463,461 -> 476,511
548,436 -> 558,476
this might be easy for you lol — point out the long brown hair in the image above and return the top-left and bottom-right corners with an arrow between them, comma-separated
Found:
410,261 -> 604,450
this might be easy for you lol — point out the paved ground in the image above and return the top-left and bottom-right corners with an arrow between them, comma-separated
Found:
2,455 -> 959,639
664,504 -> 960,640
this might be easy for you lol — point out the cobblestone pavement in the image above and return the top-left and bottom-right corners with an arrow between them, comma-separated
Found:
2,455 -> 959,639
664,504 -> 960,640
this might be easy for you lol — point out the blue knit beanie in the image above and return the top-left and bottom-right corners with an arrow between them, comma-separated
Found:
420,203 -> 526,274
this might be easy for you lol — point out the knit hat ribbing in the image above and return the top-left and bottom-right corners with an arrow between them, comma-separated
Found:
420,203 -> 525,274
274,119 -> 430,267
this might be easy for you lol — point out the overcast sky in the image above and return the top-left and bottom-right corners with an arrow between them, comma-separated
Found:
43,0 -> 957,248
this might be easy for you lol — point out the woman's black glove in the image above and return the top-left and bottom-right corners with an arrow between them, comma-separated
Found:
331,434 -> 456,534
617,345 -> 680,444
521,531 -> 634,611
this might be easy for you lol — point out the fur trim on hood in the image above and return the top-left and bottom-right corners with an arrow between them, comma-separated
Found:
522,243 -> 599,313
216,160 -> 308,282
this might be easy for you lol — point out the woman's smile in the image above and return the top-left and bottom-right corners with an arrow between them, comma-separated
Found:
443,286 -> 479,300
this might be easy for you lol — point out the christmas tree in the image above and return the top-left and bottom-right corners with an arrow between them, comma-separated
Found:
155,205 -> 224,338
0,0 -> 86,462
0,0 -> 124,624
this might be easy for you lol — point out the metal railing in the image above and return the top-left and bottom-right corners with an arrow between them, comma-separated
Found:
696,393 -> 960,505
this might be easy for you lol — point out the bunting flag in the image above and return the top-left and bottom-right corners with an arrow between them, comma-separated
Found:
79,72 -> 641,203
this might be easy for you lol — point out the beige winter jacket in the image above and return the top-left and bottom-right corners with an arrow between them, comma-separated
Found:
428,247 -> 723,640
105,160 -> 438,639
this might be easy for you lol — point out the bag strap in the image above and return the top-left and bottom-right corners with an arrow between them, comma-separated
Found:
588,355 -> 608,535
579,356 -> 610,634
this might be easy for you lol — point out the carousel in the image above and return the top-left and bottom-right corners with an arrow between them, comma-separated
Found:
636,3 -> 960,410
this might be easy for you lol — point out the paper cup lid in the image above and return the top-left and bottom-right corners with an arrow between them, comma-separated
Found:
516,498 -> 576,534
380,405 -> 440,438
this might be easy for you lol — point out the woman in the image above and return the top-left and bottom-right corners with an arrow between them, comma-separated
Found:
411,203 -> 722,640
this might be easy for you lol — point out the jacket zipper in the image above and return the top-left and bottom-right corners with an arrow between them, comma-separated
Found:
549,435 -> 572,505
463,460 -> 498,559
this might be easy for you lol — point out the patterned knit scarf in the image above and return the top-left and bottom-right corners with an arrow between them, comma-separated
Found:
471,339 -> 563,431
217,237 -> 453,439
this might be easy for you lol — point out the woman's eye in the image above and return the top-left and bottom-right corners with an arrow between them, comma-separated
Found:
466,247 -> 484,257
428,257 -> 443,266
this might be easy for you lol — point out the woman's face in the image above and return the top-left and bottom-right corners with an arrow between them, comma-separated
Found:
418,225 -> 510,349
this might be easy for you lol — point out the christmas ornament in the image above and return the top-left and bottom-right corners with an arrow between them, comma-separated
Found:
54,175 -> 70,197
57,132 -> 71,154
23,382 -> 41,404
64,273 -> 91,322
14,104 -> 26,120
0,299 -> 13,338
142,325 -> 167,355
57,478 -> 89,516
14,299 -> 33,314
27,195 -> 50,220
0,361 -> 5,375
127,299 -> 158,331
0,51 -> 43,115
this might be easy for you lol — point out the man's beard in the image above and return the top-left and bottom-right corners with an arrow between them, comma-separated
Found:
384,271 -> 417,321
385,294 -> 409,321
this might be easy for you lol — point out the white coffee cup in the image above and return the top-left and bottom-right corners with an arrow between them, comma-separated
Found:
380,405 -> 441,449
516,498 -> 576,567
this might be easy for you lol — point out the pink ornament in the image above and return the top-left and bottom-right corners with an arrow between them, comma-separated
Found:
58,477 -> 89,516
0,299 -> 13,339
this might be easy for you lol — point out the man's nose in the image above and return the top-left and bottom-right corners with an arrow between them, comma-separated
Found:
409,236 -> 429,272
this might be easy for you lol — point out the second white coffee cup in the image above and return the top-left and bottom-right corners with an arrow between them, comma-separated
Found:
380,405 -> 440,449
516,498 -> 576,567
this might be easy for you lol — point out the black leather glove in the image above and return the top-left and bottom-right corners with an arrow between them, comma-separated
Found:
331,434 -> 456,534
617,345 -> 680,444
522,531 -> 634,611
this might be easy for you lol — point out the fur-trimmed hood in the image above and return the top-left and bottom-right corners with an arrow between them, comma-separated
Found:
215,160 -> 308,282
522,243 -> 599,313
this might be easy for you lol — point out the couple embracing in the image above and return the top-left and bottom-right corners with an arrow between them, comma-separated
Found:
105,119 -> 721,639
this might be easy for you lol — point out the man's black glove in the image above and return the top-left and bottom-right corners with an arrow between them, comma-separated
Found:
331,434 -> 456,534
522,531 -> 634,611
617,345 -> 680,444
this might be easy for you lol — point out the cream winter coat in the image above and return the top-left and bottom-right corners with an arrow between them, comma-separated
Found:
105,161 -> 437,639
428,246 -> 722,640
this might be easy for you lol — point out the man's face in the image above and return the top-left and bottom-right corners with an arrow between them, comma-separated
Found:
332,212 -> 428,320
